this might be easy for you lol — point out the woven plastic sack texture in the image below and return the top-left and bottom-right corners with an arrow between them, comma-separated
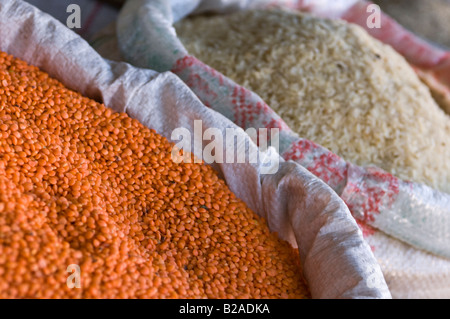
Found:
88,0 -> 450,298
0,0 -> 391,299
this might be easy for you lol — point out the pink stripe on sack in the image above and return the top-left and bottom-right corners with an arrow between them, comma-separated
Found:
172,55 -> 291,133
339,1 -> 448,68
339,1 -> 450,106
285,0 -> 450,113
172,54 -> 404,240
171,1 -> 450,244
282,139 -> 348,191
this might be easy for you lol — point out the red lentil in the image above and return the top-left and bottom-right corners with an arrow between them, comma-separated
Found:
0,50 -> 310,299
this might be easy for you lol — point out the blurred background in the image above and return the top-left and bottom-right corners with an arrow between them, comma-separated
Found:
374,0 -> 450,49
26,0 -> 121,40
26,0 -> 450,50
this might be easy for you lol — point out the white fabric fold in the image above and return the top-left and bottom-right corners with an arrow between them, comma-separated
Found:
0,0 -> 391,299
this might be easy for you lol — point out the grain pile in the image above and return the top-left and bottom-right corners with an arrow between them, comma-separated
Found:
0,50 -> 310,299
175,9 -> 450,194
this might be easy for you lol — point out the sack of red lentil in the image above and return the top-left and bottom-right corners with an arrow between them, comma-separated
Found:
0,0 -> 391,299
88,0 -> 450,298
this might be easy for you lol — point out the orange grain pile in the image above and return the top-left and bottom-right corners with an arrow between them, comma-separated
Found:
0,51 -> 310,299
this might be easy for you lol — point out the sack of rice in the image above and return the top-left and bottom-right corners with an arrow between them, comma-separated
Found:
335,0 -> 450,116
90,0 -> 450,298
0,0 -> 390,299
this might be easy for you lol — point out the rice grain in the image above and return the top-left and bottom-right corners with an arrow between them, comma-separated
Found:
175,9 -> 450,193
